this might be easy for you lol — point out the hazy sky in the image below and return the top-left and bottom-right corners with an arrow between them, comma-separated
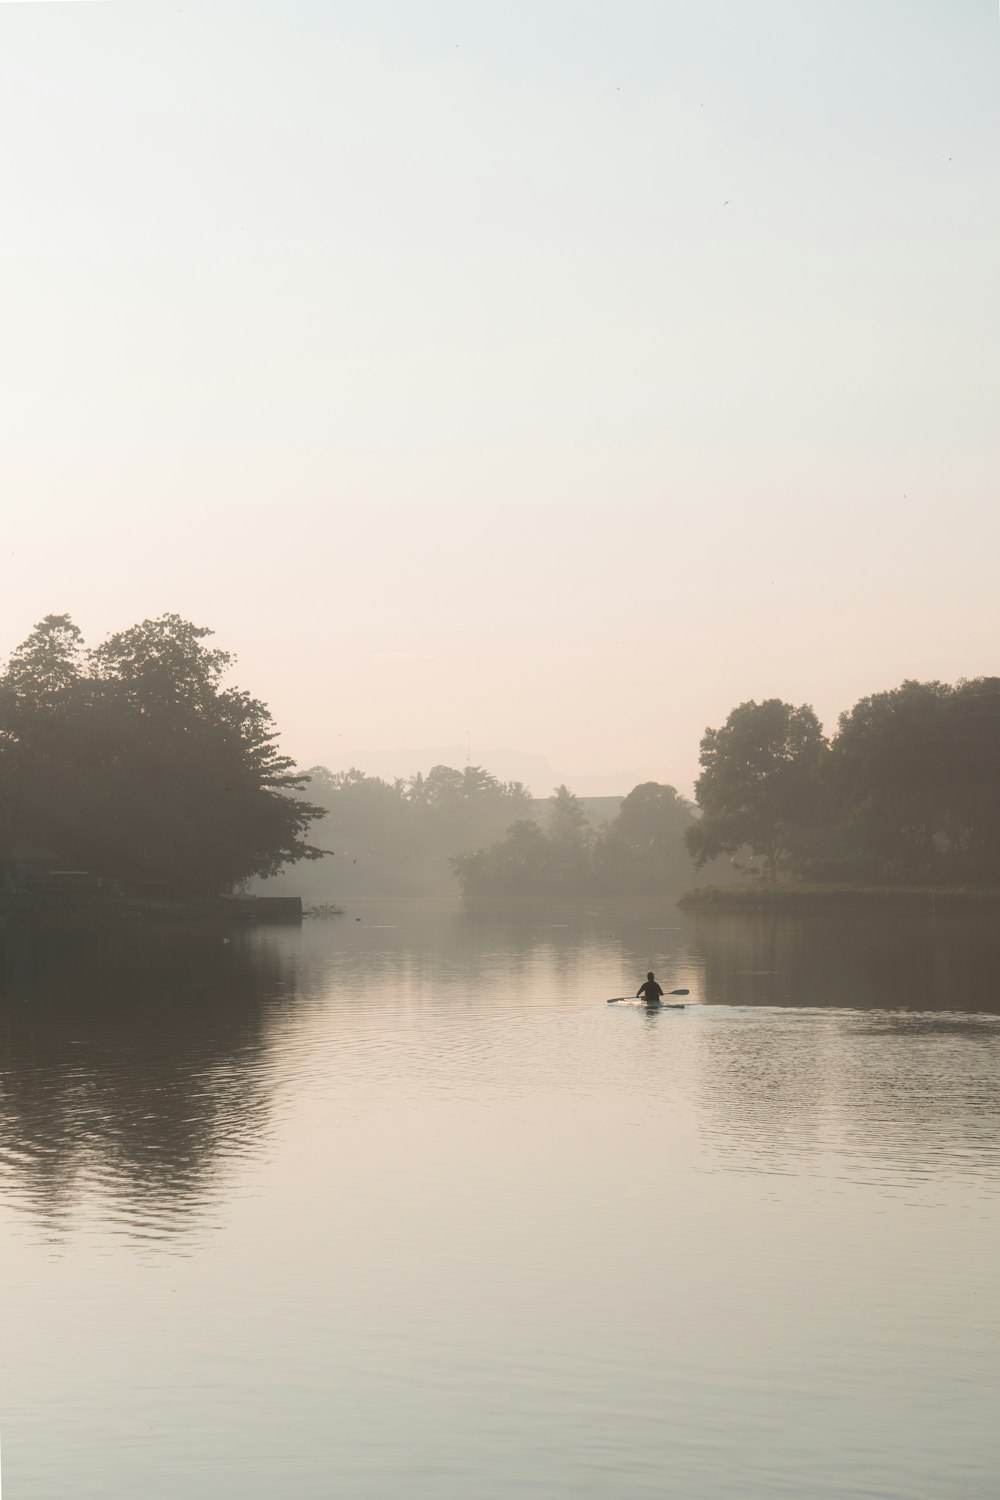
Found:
3,2 -> 998,794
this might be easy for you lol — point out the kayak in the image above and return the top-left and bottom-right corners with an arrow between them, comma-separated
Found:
607,999 -> 685,1009
607,988 -> 689,1006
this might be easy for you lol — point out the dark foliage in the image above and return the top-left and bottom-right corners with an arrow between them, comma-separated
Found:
453,782 -> 698,897
685,699 -> 828,882
687,679 -> 1000,887
831,678 -> 1000,883
0,614 -> 325,894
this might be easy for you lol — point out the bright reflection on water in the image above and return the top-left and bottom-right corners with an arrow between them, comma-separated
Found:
1,900 -> 998,1499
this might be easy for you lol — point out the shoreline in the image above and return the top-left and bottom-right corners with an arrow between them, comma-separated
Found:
0,893 -> 304,930
678,884 -> 1000,912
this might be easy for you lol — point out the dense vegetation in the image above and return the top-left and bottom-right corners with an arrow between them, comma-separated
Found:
5,613 -> 998,902
283,678 -> 1000,899
452,782 -> 698,897
686,680 -> 1000,885
0,614 -> 325,895
274,764 -> 534,896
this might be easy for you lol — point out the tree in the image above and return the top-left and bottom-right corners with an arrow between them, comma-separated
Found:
829,678 -> 1000,882
452,819 -> 553,896
265,761 -> 534,896
545,784 -> 592,885
942,678 -> 1000,879
611,782 -> 693,845
686,700 -> 828,881
460,765 -> 501,801
89,614 -> 232,717
452,780 -> 700,898
548,785 -> 588,850
0,615 -> 90,855
0,614 -> 85,711
421,765 -> 467,809
0,614 -> 325,894
598,782 -> 696,889
830,681 -> 949,880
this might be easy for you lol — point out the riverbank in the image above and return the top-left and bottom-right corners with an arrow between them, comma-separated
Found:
0,893 -> 305,929
679,883 -> 1000,912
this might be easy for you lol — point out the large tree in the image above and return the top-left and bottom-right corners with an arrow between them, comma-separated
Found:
451,819 -> 553,897
943,677 -> 1000,879
0,613 -> 325,894
598,782 -> 695,888
830,680 -> 949,879
0,613 -> 86,710
548,784 -> 589,849
830,677 -> 1000,882
686,699 -> 828,881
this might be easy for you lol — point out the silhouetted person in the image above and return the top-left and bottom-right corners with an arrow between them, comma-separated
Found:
636,971 -> 664,1004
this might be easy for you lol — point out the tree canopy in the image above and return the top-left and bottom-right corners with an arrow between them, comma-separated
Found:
685,699 -> 828,881
686,678 -> 1000,887
260,763 -> 535,896
0,613 -> 325,895
452,782 -> 698,897
829,678 -> 1000,883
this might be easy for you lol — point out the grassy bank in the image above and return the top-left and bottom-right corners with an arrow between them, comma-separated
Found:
679,883 -> 1000,912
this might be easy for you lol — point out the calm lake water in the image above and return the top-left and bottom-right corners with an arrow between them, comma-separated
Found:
1,899 -> 998,1499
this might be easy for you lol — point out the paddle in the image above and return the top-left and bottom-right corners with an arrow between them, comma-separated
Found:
607,988 -> 689,1004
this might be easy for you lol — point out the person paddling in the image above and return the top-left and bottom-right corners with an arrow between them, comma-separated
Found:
636,971 -> 664,1004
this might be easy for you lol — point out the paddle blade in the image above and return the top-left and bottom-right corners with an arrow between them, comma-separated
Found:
669,989 -> 690,996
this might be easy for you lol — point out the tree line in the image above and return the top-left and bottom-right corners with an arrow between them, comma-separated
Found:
686,681 -> 1000,885
0,615 -> 539,899
281,763 -> 534,895
5,613 -> 998,897
452,782 -> 698,897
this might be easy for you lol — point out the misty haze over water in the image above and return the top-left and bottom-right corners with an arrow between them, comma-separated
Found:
3,1 -> 1000,1496
1,901 -> 998,1498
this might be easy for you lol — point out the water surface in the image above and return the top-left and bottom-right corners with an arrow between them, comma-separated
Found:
1,901 -> 998,1498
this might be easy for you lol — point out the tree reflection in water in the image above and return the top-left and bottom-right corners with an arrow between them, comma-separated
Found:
0,926 -> 299,1241
683,907 -> 1000,1011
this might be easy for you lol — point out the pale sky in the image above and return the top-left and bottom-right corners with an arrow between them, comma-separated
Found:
2,2 -> 998,795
